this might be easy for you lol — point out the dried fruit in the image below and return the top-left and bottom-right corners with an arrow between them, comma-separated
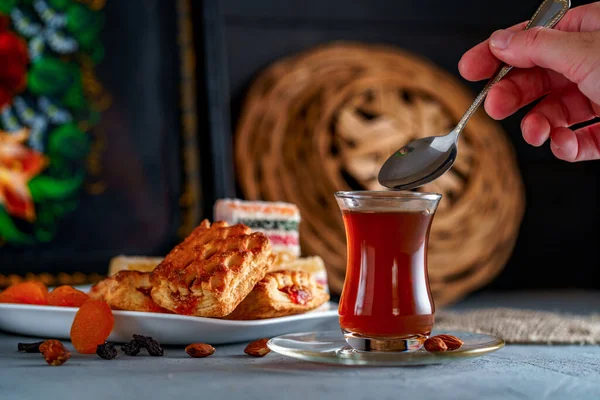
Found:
244,338 -> 270,357
0,281 -> 48,305
29,280 -> 48,293
48,285 -> 89,307
121,340 -> 141,356
424,336 -> 448,352
70,299 -> 115,354
120,335 -> 164,356
18,341 -> 43,353
96,343 -> 118,360
433,334 -> 464,351
185,343 -> 215,358
133,334 -> 164,356
39,340 -> 71,366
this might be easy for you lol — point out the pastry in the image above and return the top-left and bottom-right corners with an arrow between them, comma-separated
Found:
269,255 -> 329,292
225,270 -> 330,320
88,278 -> 110,300
108,255 -> 163,276
214,199 -> 301,258
150,219 -> 274,317
89,271 -> 169,313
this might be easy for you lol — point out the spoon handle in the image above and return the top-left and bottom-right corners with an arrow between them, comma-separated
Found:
454,0 -> 571,135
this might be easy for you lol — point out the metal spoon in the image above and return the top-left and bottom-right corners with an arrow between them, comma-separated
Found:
378,0 -> 570,190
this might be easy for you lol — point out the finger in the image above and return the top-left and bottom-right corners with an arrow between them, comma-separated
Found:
550,123 -> 600,162
528,86 -> 598,128
459,3 -> 600,82
458,22 -> 526,81
483,68 -> 571,120
555,2 -> 600,32
521,113 -> 552,147
489,28 -> 600,104
594,102 -> 600,119
521,86 -> 598,146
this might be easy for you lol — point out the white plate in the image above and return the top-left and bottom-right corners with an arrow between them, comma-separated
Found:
0,302 -> 338,345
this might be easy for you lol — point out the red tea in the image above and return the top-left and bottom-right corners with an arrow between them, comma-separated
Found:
339,210 -> 435,338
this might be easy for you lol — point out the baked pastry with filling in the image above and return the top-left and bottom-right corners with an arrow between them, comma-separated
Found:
269,255 -> 329,293
89,271 -> 169,313
150,220 -> 273,317
225,270 -> 330,320
108,256 -> 163,276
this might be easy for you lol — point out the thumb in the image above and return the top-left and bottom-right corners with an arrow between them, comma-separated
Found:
489,28 -> 600,104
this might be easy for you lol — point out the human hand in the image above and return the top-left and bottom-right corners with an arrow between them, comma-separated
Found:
458,2 -> 600,162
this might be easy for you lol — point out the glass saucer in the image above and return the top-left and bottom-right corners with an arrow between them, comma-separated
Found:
267,330 -> 504,366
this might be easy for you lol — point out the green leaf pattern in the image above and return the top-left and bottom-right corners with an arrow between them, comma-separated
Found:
0,0 -> 105,245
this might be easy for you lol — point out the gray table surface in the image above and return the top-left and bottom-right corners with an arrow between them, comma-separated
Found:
1,290 -> 600,400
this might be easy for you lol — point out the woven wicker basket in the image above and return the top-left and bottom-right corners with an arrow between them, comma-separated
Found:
234,42 -> 525,306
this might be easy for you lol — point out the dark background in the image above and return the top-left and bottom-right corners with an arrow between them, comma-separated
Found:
2,0 -> 598,294
193,0 -> 600,292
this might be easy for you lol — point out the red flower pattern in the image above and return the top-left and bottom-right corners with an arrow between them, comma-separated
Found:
0,15 -> 28,108
0,129 -> 47,221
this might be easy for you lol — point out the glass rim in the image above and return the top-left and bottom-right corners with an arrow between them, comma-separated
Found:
334,190 -> 442,201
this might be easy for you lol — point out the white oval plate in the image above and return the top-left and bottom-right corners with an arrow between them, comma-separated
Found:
0,302 -> 338,345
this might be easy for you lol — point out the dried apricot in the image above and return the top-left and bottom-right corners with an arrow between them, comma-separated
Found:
48,285 -> 89,307
28,280 -> 48,293
70,299 -> 114,354
0,281 -> 48,305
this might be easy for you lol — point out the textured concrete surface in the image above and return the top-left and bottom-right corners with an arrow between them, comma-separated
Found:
1,290 -> 600,400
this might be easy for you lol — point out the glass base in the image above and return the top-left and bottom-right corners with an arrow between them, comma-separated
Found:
267,330 -> 505,366
342,330 -> 427,352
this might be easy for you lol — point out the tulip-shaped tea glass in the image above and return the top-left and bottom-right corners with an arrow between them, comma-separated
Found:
335,191 -> 442,352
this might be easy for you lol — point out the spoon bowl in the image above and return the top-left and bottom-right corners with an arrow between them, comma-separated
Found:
378,133 -> 457,190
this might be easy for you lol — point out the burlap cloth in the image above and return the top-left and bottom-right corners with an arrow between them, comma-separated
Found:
435,308 -> 600,344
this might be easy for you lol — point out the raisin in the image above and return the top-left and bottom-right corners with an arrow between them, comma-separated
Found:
18,341 -> 43,353
133,334 -> 164,356
96,343 -> 117,360
121,335 -> 164,357
121,340 -> 141,356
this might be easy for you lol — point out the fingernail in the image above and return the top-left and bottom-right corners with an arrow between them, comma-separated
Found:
490,30 -> 514,50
